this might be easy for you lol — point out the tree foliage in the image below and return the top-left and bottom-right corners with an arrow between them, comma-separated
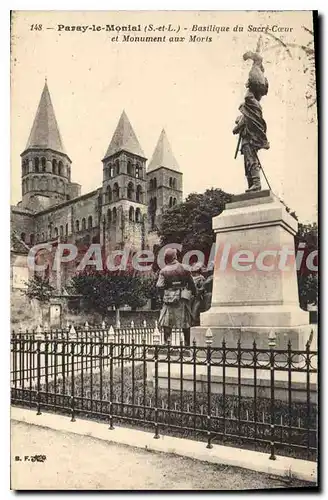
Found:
69,268 -> 156,317
157,188 -> 232,259
295,222 -> 318,310
24,274 -> 55,304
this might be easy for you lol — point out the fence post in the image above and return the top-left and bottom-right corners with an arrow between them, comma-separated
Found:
35,325 -> 42,415
268,330 -> 277,461
153,323 -> 160,439
107,326 -> 115,430
152,323 -> 161,346
205,328 -> 213,449
70,341 -> 76,422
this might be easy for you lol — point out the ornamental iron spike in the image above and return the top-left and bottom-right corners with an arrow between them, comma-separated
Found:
69,324 -> 77,337
152,323 -> 161,345
268,329 -> 277,348
205,327 -> 213,345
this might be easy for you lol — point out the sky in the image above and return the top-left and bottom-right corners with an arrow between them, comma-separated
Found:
10,10 -> 317,223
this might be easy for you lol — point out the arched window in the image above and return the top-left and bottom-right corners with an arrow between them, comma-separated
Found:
104,166 -> 108,180
88,215 -> 93,229
58,161 -> 63,176
20,232 -> 26,242
127,160 -> 133,176
41,232 -> 45,241
113,207 -> 117,222
65,223 -> 68,236
149,179 -> 153,190
169,177 -> 173,187
173,197 -> 177,206
52,158 -> 58,175
106,185 -> 112,203
127,182 -> 134,200
75,220 -> 80,232
41,157 -> 46,172
135,207 -> 141,222
115,159 -> 120,175
172,178 -> 177,189
169,196 -> 173,208
136,185 -> 142,203
34,157 -> 40,173
135,163 -> 141,179
153,178 -> 157,189
109,164 -> 114,178
54,227 -> 58,238
129,206 -> 135,222
40,177 -> 47,191
113,183 -> 119,201
30,234 -> 35,245
82,218 -> 86,231
107,208 -> 112,225
60,225 -> 64,237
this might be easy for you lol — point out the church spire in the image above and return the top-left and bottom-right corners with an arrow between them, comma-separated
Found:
103,111 -> 145,160
147,129 -> 180,172
24,81 -> 66,155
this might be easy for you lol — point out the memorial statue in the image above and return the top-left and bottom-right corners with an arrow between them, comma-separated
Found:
233,38 -> 270,192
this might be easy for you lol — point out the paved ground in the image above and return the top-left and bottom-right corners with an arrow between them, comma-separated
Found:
11,421 -> 311,491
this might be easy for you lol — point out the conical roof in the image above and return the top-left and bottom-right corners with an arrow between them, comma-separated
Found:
104,111 -> 145,159
24,81 -> 66,155
148,129 -> 180,172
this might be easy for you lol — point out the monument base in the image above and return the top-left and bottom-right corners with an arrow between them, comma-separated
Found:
191,190 -> 312,350
191,324 -> 311,350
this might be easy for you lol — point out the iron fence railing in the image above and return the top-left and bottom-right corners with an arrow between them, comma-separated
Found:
10,328 -> 318,462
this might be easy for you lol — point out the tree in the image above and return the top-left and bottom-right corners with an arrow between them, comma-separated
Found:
157,188 -> 232,264
295,222 -> 318,310
263,25 -> 316,119
23,275 -> 56,323
69,268 -> 156,322
24,274 -> 55,303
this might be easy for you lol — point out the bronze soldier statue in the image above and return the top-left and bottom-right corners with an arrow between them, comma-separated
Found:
233,39 -> 270,192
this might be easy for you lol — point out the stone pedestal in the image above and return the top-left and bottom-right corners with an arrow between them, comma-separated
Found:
192,191 -> 311,349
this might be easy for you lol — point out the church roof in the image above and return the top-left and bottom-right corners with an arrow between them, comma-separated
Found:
24,81 -> 66,155
104,111 -> 145,160
147,129 -> 180,172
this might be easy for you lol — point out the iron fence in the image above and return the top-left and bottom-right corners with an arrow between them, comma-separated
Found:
11,329 -> 318,462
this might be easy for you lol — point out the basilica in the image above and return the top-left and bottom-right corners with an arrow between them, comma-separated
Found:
11,81 -> 183,288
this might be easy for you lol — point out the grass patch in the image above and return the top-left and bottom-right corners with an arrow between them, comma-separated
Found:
13,363 -> 317,462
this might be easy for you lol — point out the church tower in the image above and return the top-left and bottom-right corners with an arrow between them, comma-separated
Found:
146,129 -> 183,230
101,111 -> 147,251
20,81 -> 75,211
